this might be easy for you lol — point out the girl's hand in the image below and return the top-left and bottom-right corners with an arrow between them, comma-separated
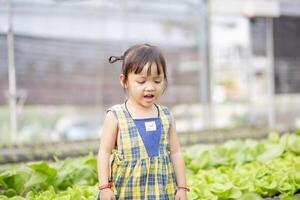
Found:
99,189 -> 116,200
175,189 -> 188,200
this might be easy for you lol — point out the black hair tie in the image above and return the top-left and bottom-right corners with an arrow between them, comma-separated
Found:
108,56 -> 124,64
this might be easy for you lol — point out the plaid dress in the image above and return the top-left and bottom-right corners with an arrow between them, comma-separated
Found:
107,104 -> 177,200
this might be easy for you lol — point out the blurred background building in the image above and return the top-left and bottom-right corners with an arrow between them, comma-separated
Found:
0,0 -> 300,144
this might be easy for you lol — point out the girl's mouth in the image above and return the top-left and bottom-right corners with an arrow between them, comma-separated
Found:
144,94 -> 154,99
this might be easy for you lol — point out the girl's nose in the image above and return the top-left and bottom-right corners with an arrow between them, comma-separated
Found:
145,83 -> 155,91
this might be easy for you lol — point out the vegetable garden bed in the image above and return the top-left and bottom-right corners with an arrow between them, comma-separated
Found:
0,131 -> 299,199
0,126 -> 279,164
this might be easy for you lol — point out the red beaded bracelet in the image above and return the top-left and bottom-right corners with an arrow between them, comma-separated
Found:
98,182 -> 113,191
177,186 -> 190,192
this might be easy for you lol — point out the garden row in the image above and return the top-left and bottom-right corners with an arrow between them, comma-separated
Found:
0,139 -> 99,164
0,126 -> 271,164
185,131 -> 300,199
0,131 -> 299,199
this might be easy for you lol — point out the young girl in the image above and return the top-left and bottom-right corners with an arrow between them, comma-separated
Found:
97,44 -> 189,200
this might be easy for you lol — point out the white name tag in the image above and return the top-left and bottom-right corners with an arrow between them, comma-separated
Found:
145,121 -> 157,132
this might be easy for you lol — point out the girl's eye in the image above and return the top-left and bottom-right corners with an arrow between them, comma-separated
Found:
155,81 -> 161,84
136,81 -> 145,84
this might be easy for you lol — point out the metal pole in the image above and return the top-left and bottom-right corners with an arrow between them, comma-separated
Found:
198,0 -> 212,130
7,0 -> 18,144
266,18 -> 275,130
247,19 -> 254,126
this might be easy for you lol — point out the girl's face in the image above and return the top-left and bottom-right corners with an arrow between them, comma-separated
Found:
120,62 -> 165,108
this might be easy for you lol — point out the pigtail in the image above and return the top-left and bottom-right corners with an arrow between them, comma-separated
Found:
108,55 -> 124,64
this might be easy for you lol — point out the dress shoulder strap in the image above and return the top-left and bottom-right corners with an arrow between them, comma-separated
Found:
158,105 -> 171,116
106,104 -> 127,149
106,104 -> 125,120
157,104 -> 173,134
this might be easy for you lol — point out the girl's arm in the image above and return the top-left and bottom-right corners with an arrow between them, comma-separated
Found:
97,111 -> 118,185
169,114 -> 187,188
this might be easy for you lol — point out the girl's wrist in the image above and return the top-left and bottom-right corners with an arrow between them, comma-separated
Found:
176,186 -> 190,192
98,182 -> 113,191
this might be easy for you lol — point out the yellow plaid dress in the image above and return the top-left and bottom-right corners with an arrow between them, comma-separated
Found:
108,104 -> 177,200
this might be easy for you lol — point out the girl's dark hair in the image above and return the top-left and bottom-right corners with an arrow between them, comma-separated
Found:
109,44 -> 168,87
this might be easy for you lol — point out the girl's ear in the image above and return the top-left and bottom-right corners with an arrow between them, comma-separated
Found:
119,74 -> 128,89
